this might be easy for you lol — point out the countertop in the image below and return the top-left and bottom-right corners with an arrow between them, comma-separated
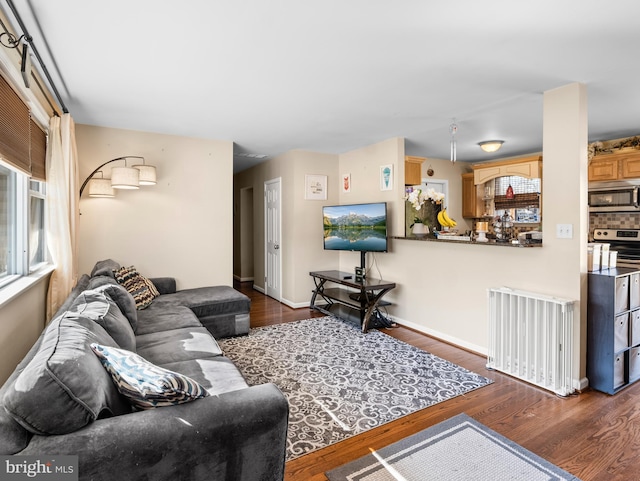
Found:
391,235 -> 543,248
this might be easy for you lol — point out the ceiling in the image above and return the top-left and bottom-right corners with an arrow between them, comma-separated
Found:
5,1 -> 640,172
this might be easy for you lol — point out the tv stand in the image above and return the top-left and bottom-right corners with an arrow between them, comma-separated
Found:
309,270 -> 396,332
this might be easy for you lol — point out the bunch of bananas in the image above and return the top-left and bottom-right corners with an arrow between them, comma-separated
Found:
437,208 -> 457,228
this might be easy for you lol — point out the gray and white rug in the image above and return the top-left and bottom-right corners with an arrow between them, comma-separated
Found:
326,413 -> 581,480
218,317 -> 493,460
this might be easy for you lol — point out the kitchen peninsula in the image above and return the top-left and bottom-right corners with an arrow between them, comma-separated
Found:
392,235 -> 542,248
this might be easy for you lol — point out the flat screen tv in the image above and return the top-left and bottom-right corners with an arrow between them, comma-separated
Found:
322,202 -> 388,253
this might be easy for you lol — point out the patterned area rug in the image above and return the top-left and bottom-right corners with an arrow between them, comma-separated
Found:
218,317 -> 493,460
326,413 -> 581,480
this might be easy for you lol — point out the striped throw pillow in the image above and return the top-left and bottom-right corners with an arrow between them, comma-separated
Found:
90,344 -> 209,410
113,266 -> 160,310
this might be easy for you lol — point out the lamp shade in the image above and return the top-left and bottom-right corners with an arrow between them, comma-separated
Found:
133,164 -> 157,185
111,166 -> 140,189
88,178 -> 115,197
479,140 -> 504,153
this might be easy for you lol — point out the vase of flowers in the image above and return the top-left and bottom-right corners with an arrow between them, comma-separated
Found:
404,187 -> 445,237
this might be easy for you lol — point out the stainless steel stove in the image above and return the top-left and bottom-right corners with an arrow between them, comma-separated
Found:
593,228 -> 640,269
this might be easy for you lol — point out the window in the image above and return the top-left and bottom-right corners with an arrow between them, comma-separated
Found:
0,163 -> 16,282
0,160 -> 47,289
494,175 -> 541,224
29,180 -> 47,270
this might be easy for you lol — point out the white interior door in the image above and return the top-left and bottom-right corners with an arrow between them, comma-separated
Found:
264,178 -> 282,301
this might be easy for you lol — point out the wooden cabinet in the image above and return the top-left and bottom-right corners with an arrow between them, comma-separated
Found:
588,269 -> 640,394
588,149 -> 640,181
589,157 -> 618,181
462,173 -> 483,218
404,156 -> 425,185
473,155 -> 542,185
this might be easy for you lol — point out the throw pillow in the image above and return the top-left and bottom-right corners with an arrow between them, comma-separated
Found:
69,289 -> 136,352
3,316 -> 131,435
88,278 -> 138,332
90,344 -> 209,410
114,266 -> 160,310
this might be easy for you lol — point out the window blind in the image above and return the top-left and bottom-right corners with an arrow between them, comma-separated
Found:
0,75 -> 31,175
30,118 -> 47,180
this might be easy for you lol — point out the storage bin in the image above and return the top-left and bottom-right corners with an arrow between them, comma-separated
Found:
615,275 -> 629,313
587,244 -> 601,272
630,348 -> 640,382
614,313 -> 629,352
614,354 -> 625,389
631,309 -> 640,347
600,243 -> 610,269
631,273 -> 640,310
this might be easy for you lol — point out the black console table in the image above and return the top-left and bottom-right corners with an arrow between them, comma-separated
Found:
309,270 -> 396,333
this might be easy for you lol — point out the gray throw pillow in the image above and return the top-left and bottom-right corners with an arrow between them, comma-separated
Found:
88,278 -> 138,332
3,315 -> 131,435
90,259 -> 121,278
69,289 -> 136,351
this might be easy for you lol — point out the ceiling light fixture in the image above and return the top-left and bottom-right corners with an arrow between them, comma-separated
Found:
479,140 -> 504,153
80,156 -> 157,197
449,119 -> 458,163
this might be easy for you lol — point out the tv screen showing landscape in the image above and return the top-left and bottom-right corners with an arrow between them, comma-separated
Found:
323,202 -> 388,252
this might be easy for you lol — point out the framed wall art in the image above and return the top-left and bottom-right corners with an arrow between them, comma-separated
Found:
342,173 -> 351,193
305,174 -> 327,200
380,164 -> 393,191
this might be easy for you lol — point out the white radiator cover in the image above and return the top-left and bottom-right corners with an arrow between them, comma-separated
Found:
487,287 -> 576,397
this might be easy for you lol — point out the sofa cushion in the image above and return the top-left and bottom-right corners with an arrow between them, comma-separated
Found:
135,305 -> 203,336
135,327 -> 223,365
3,315 -> 131,435
51,273 -> 91,320
88,277 -> 138,332
152,286 -> 250,319
91,344 -> 209,410
69,289 -> 136,351
90,258 -> 120,278
159,357 -> 249,395
114,266 -> 160,310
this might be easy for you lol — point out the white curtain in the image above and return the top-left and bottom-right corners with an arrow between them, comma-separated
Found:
45,114 -> 79,321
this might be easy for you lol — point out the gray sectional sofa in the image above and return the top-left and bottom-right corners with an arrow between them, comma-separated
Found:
0,260 -> 288,481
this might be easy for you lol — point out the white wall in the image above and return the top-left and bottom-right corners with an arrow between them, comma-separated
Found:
77,125 -> 234,289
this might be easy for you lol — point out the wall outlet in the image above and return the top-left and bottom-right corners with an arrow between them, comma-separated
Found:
556,223 -> 573,239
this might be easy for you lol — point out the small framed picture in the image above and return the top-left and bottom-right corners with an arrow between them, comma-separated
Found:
342,173 -> 351,193
380,164 -> 393,191
305,174 -> 327,200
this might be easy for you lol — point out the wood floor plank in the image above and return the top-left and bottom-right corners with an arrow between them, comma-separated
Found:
235,281 -> 640,481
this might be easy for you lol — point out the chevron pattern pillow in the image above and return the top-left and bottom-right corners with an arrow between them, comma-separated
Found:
113,266 -> 160,310
90,344 -> 209,410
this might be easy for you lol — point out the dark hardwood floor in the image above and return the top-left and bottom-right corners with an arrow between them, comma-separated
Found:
235,281 -> 640,481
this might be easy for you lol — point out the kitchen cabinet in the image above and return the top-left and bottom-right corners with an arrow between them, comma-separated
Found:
588,268 -> 640,394
462,173 -> 483,218
589,157 -> 618,181
472,155 -> 542,185
405,156 -> 425,185
588,149 -> 640,181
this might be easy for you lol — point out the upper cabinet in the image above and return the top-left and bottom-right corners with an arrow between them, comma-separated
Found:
472,155 -> 542,185
589,149 -> 640,181
404,156 -> 425,185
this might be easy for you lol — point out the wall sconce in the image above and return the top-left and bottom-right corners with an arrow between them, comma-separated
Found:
80,156 -> 157,197
478,140 -> 504,153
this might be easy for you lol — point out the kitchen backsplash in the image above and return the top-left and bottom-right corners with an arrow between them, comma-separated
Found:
590,212 -> 640,233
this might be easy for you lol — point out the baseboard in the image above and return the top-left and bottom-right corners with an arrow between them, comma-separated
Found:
252,284 -> 265,294
390,315 -> 488,357
234,275 -> 254,282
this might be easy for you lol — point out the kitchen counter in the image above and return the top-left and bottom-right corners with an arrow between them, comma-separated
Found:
391,235 -> 543,248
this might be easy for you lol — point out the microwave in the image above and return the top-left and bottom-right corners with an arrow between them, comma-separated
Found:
588,185 -> 639,212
